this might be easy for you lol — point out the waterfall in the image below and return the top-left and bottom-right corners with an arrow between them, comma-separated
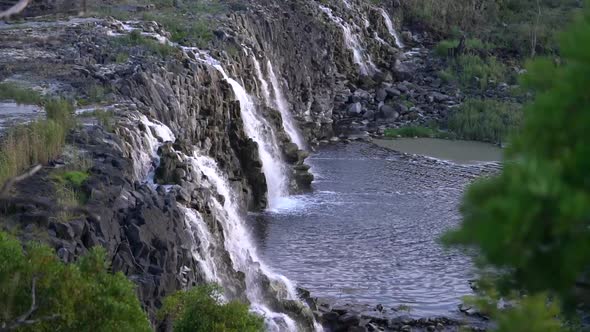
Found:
122,113 -> 315,331
319,5 -> 378,76
379,8 -> 405,49
179,206 -> 219,282
267,61 -> 306,150
253,55 -> 306,149
194,52 -> 290,208
189,153 -> 300,332
253,57 -> 272,104
121,113 -> 175,181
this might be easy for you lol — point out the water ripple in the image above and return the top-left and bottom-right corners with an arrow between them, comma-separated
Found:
251,143 -> 497,317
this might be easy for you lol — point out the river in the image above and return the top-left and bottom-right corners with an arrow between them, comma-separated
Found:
251,141 -> 502,318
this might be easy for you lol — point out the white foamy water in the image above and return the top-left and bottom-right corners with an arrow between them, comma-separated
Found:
123,114 -> 175,181
253,57 -> 272,104
194,51 -> 290,208
252,56 -> 306,150
319,5 -> 377,76
379,8 -> 405,49
267,61 -> 306,149
180,206 -> 219,282
190,153 -> 300,332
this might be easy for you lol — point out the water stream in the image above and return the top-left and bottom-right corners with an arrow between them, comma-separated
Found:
378,8 -> 405,49
267,61 -> 306,150
318,5 -> 377,76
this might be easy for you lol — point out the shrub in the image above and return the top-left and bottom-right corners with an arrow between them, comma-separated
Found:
434,39 -> 459,57
159,284 -> 264,332
0,232 -> 151,331
443,2 -> 590,323
447,98 -> 522,143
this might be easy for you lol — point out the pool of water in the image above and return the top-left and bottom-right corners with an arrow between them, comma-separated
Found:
251,142 -> 500,317
0,102 -> 44,131
373,138 -> 502,164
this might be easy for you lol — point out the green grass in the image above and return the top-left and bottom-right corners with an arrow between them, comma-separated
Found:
402,0 -> 579,57
93,0 -> 225,48
0,99 -> 75,185
0,121 -> 67,185
53,171 -> 89,187
447,98 -> 522,143
111,30 -> 178,58
384,126 -> 456,139
435,38 -> 496,57
0,83 -> 44,105
438,54 -> 511,90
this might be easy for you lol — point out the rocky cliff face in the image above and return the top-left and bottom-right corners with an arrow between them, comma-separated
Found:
0,0 -> 419,330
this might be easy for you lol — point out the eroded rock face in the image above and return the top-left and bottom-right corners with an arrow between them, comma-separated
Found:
0,0 -> 422,330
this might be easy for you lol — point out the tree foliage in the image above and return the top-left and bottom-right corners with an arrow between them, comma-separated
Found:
159,284 -> 264,332
0,232 -> 151,332
444,0 -> 590,324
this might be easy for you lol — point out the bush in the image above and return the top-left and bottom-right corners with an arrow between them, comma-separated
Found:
448,98 -> 522,143
443,1 -> 590,321
0,232 -> 151,331
159,284 -> 264,332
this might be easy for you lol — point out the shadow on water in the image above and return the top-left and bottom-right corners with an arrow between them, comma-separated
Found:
249,142 -> 501,318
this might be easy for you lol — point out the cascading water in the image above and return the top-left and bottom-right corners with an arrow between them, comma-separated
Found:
179,206 -> 219,282
252,55 -> 305,150
189,153 -> 302,332
253,57 -> 272,104
266,61 -> 306,150
121,113 -> 175,181
122,113 -> 316,331
194,52 -> 290,208
378,8 -> 405,49
318,4 -> 378,76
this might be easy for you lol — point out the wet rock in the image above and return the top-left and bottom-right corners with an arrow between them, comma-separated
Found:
348,102 -> 363,116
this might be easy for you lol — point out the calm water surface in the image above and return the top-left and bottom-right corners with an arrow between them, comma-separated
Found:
251,142 -> 500,317
374,138 -> 502,164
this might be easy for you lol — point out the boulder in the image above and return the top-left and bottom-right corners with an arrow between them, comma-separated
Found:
378,104 -> 399,120
385,87 -> 401,97
375,88 -> 387,102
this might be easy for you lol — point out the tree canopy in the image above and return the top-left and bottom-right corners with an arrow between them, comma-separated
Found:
0,231 -> 152,332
